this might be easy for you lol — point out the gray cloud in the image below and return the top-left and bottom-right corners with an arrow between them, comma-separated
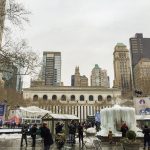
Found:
16,0 -> 150,87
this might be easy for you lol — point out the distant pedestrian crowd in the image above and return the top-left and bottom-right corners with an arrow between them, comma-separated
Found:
18,120 -> 150,150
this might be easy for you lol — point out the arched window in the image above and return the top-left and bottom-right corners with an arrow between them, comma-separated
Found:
80,95 -> 84,101
52,95 -> 57,101
98,95 -> 103,101
107,95 -> 112,101
89,95 -> 93,101
33,95 -> 38,101
43,95 -> 48,100
71,95 -> 75,101
61,95 -> 66,101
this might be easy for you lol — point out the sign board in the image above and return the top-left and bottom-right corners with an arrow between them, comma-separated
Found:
133,97 -> 150,115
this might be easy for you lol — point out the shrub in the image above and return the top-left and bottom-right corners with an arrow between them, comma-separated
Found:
126,130 -> 136,140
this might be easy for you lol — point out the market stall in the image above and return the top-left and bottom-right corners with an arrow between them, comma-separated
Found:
42,113 -> 79,135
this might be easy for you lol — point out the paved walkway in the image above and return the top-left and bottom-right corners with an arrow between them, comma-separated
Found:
0,138 -> 145,150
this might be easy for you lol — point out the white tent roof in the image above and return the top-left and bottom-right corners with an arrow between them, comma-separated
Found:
19,106 -> 51,114
42,113 -> 79,120
136,115 -> 150,120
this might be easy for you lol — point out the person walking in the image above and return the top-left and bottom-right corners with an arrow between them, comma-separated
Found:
20,122 -> 28,147
68,120 -> 76,144
108,130 -> 113,144
78,123 -> 84,146
121,122 -> 128,138
30,124 -> 37,147
41,122 -> 53,150
142,125 -> 150,150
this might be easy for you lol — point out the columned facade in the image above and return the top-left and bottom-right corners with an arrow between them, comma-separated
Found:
23,86 -> 121,121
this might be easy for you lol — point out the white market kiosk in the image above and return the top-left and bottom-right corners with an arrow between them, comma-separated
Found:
42,113 -> 79,135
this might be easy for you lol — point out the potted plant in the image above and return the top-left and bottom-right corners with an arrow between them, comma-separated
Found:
121,130 -> 140,150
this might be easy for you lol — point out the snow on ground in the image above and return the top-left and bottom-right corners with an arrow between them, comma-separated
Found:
0,133 -> 21,139
0,128 -> 21,133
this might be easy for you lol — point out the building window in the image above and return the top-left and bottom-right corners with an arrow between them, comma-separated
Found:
52,95 -> 57,101
61,95 -> 66,101
33,95 -> 38,101
89,95 -> 93,101
98,95 -> 103,101
107,95 -> 112,101
43,95 -> 48,100
71,95 -> 75,101
80,95 -> 84,101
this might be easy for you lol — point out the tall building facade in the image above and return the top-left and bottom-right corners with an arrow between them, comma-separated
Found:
42,51 -> 61,86
71,66 -> 88,87
113,43 -> 132,97
134,58 -> 150,96
91,64 -> 109,88
130,33 -> 150,88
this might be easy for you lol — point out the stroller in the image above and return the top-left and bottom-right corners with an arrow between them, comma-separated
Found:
55,133 -> 66,149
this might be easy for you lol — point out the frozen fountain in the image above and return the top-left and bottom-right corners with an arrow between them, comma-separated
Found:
97,105 -> 143,137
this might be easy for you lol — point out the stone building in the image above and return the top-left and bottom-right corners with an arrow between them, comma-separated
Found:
23,86 -> 121,121
134,58 -> 150,96
130,33 -> 150,88
113,43 -> 132,97
91,64 -> 109,88
71,66 -> 88,87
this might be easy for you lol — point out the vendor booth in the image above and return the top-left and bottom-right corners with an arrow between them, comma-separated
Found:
8,106 -> 51,124
42,113 -> 79,135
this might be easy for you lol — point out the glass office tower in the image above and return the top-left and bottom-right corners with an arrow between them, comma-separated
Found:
42,51 -> 61,86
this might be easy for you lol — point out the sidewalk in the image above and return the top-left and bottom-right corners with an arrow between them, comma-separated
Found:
0,138 -> 145,150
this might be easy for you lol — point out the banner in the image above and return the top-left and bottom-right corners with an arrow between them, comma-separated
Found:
95,111 -> 100,123
133,97 -> 150,115
0,104 -> 5,116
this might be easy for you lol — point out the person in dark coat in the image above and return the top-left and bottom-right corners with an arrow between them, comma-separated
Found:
20,122 -> 28,147
78,123 -> 84,146
30,124 -> 37,147
68,120 -> 76,144
55,122 -> 64,134
121,123 -> 128,138
142,125 -> 150,150
42,122 -> 53,150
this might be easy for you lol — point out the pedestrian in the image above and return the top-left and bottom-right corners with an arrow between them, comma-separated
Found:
108,130 -> 113,144
20,122 -> 28,147
142,125 -> 150,150
30,124 -> 37,147
121,122 -> 128,138
68,120 -> 76,144
41,122 -> 53,150
55,122 -> 64,134
78,123 -> 84,146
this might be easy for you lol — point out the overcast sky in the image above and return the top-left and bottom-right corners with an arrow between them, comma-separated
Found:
15,0 -> 150,87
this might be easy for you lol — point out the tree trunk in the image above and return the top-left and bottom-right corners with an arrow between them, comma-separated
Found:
0,0 -> 6,46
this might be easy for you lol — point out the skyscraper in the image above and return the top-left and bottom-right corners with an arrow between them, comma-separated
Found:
129,33 -> 150,87
42,51 -> 61,86
134,58 -> 150,96
71,66 -> 88,87
113,43 -> 132,97
91,64 -> 109,88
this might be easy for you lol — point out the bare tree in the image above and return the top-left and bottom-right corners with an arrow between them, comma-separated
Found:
0,0 -> 39,77
0,38 -> 39,76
